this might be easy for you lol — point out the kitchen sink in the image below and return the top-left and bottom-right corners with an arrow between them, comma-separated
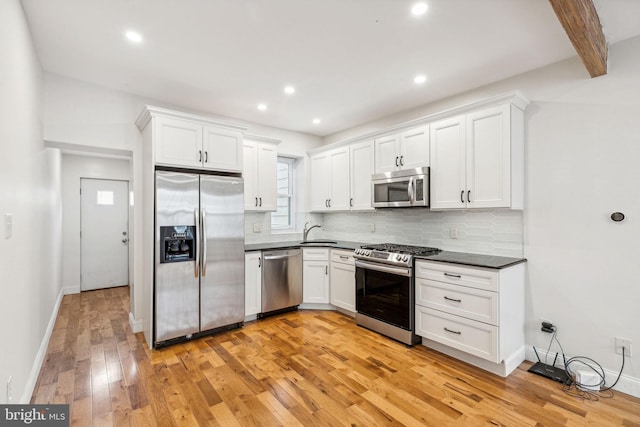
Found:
299,240 -> 337,245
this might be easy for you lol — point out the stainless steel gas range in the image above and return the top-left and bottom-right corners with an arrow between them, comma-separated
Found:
354,243 -> 441,345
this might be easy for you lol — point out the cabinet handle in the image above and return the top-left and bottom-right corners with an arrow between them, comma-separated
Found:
325,265 -> 328,275
444,296 -> 462,303
259,197 -> 262,207
199,150 -> 202,162
400,155 -> 404,166
328,199 -> 331,208
204,151 -> 208,163
258,257 -> 261,268
325,199 -> 329,208
255,197 -> 258,207
339,255 -> 349,260
467,190 -> 471,203
350,198 -> 353,207
444,272 -> 461,278
395,156 -> 399,167
460,190 -> 464,203
444,327 -> 462,335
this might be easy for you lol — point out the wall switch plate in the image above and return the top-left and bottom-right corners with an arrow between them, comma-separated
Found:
253,223 -> 262,233
450,227 -> 458,239
4,213 -> 12,239
615,337 -> 632,357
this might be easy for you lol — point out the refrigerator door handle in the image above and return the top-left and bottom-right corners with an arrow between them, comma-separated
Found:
201,208 -> 207,276
194,209 -> 200,278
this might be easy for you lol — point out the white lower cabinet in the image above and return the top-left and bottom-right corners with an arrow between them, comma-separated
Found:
302,248 -> 330,304
330,249 -> 355,313
415,260 -> 525,376
244,252 -> 262,318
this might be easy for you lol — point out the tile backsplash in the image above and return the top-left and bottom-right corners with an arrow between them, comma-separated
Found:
246,209 -> 523,257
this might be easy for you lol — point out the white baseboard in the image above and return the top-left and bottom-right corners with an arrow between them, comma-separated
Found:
128,312 -> 143,333
63,286 -> 79,295
21,287 -> 65,404
525,345 -> 640,398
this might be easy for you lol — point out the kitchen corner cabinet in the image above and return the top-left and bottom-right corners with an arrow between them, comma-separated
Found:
430,103 -> 524,210
330,249 -> 356,313
243,138 -> 278,211
310,147 -> 350,212
245,251 -> 262,318
349,140 -> 374,211
374,124 -> 429,174
414,260 -> 525,376
302,248 -> 330,304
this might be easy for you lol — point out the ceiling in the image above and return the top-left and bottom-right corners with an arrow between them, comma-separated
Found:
20,0 -> 640,137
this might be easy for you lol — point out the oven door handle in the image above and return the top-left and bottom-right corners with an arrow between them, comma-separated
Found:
355,260 -> 411,277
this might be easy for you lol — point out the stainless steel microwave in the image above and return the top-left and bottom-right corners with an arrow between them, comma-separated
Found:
371,167 -> 429,208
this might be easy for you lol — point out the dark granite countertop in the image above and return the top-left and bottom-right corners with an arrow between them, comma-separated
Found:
245,240 -> 363,252
416,251 -> 526,269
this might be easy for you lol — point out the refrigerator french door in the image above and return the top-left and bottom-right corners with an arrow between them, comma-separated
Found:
155,170 -> 245,346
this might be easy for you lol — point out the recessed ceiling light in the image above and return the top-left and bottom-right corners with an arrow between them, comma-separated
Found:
411,2 -> 428,16
257,103 -> 268,111
414,74 -> 427,84
284,86 -> 295,95
312,118 -> 321,125
125,30 -> 143,43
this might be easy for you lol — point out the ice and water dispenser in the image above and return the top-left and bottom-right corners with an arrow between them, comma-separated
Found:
160,226 -> 196,263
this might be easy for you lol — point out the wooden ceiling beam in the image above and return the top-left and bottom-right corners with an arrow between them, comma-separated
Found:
548,0 -> 607,77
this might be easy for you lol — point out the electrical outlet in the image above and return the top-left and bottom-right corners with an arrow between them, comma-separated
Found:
370,223 -> 375,232
450,227 -> 458,239
253,223 -> 262,233
615,337 -> 632,357
6,376 -> 12,402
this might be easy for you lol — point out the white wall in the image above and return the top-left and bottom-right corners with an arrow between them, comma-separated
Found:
0,0 -> 62,403
60,154 -> 131,293
324,36 -> 640,396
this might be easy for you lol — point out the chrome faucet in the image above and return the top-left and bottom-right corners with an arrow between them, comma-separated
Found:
303,222 -> 321,241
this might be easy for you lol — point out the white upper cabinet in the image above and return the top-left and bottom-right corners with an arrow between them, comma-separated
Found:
374,125 -> 429,173
243,137 -> 278,211
430,103 -> 524,210
310,147 -> 350,212
138,106 -> 246,173
349,140 -> 374,211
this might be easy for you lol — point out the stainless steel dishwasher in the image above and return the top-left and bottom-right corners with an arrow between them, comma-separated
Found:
260,249 -> 303,316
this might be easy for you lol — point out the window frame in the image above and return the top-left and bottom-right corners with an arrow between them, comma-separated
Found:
271,156 -> 295,232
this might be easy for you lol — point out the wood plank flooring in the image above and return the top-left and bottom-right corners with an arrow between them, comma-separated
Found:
32,286 -> 640,426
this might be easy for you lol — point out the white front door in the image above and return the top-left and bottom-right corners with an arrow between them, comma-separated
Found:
80,178 -> 129,291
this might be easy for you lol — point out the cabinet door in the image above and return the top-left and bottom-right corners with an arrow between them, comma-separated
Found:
202,125 -> 243,172
303,261 -> 330,303
350,140 -> 374,211
256,143 -> 278,211
430,116 -> 467,209
244,252 -> 262,317
399,125 -> 429,170
374,134 -> 400,173
154,117 -> 203,168
330,262 -> 355,312
328,147 -> 350,210
310,153 -> 330,212
243,141 -> 259,210
466,105 -> 511,208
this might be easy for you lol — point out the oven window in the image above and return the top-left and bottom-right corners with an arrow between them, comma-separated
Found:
374,180 -> 410,203
355,266 -> 412,330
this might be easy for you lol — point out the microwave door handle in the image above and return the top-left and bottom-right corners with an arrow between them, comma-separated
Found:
408,177 -> 415,205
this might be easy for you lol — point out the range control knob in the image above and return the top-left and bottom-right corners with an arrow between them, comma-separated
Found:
403,255 -> 409,262
366,250 -> 371,256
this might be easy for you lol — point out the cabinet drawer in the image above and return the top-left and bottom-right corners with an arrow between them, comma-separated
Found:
415,261 -> 499,292
416,307 -> 498,363
331,249 -> 354,265
416,278 -> 498,325
303,248 -> 330,261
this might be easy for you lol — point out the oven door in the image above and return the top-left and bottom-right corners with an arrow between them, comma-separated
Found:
355,260 -> 414,330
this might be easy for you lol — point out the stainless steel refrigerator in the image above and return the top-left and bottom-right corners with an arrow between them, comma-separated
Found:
154,170 -> 244,346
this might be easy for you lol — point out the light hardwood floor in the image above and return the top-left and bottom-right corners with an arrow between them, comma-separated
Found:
32,286 -> 640,426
